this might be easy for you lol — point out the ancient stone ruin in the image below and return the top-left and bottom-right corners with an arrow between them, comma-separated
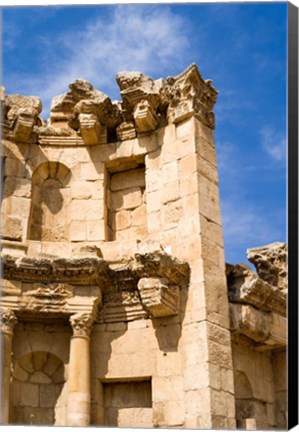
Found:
0,64 -> 286,428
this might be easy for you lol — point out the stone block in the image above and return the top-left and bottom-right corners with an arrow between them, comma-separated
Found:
70,220 -> 86,241
146,190 -> 161,212
70,181 -> 93,199
152,376 -> 184,402
10,196 -> 31,218
161,180 -> 180,204
175,118 -> 194,139
110,168 -> 145,191
1,216 -> 23,240
12,381 -> 39,407
179,173 -> 199,197
132,203 -> 147,227
71,199 -> 103,220
120,187 -> 143,210
32,351 -> 48,371
86,219 -> 105,241
40,383 -> 64,408
157,351 -> 182,377
162,160 -> 178,184
4,176 -> 31,198
163,400 -> 185,426
114,209 -> 131,231
196,136 -> 217,166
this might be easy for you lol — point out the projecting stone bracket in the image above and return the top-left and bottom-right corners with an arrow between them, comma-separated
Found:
13,109 -> 35,142
133,99 -> 158,133
137,277 -> 179,317
78,113 -> 107,145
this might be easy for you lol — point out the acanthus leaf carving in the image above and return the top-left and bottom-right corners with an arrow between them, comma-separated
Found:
0,308 -> 17,335
70,312 -> 94,337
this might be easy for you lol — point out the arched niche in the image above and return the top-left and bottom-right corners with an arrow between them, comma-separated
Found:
10,351 -> 67,426
28,162 -> 71,241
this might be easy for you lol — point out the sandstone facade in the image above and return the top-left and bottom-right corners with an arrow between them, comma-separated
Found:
0,64 -> 287,428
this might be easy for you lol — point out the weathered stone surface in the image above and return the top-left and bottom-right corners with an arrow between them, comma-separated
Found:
138,277 -> 179,317
2,94 -> 42,142
165,64 -> 218,129
226,262 -> 286,316
247,242 -> 287,292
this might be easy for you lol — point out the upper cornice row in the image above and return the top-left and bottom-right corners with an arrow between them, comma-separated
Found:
1,64 -> 218,145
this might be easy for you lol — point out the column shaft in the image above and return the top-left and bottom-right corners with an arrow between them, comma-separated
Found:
66,313 -> 93,426
0,309 -> 17,425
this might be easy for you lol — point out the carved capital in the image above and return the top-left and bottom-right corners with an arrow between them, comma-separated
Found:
0,308 -> 17,335
166,64 -> 218,129
70,312 -> 94,337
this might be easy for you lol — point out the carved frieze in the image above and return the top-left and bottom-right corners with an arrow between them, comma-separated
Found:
1,254 -> 109,285
0,308 -> 17,335
2,248 -> 189,323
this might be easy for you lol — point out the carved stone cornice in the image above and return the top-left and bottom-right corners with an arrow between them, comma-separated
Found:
0,308 -> 17,335
226,243 -> 287,317
70,312 -> 94,337
2,248 -> 190,323
1,254 -> 109,285
230,303 -> 287,350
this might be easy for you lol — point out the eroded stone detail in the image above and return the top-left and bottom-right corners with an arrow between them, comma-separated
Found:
227,242 -> 287,349
0,308 -> 17,335
137,277 -> 179,317
165,64 -> 218,128
247,242 -> 287,293
2,92 -> 43,143
70,312 -> 94,337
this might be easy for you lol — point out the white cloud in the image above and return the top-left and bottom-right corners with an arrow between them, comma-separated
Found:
260,125 -> 286,162
5,5 -> 191,118
221,198 -> 285,264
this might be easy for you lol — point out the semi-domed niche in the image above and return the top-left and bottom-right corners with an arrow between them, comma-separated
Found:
28,162 -> 71,241
10,351 -> 66,425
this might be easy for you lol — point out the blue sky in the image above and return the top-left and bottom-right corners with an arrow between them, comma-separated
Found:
2,3 -> 287,266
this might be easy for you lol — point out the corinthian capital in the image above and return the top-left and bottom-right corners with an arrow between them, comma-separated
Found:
0,308 -> 17,335
70,312 -> 94,337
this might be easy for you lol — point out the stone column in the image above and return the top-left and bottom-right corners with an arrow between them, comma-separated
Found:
66,312 -> 94,426
0,308 -> 17,424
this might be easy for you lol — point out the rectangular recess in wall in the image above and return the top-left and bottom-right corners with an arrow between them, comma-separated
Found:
105,156 -> 147,241
102,379 -> 152,427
